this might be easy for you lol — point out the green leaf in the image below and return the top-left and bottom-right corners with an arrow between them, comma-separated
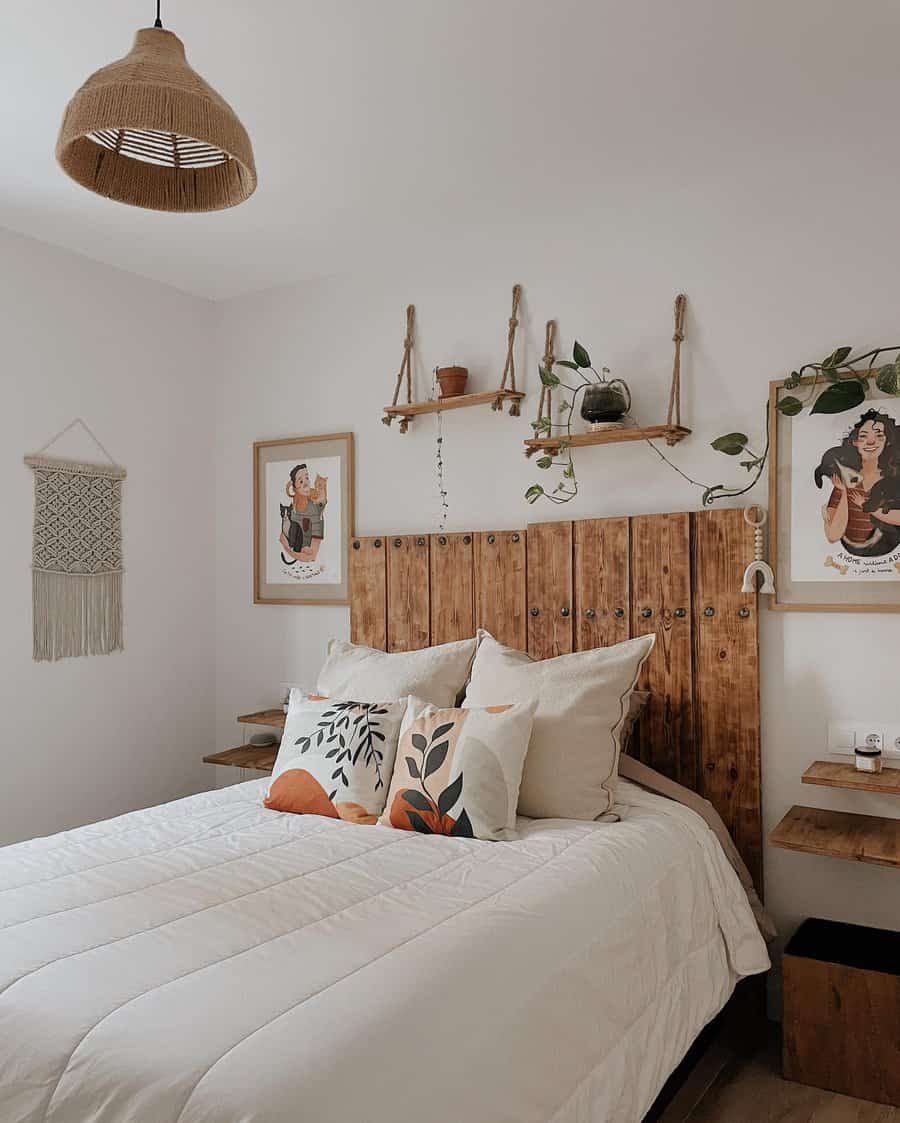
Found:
811,379 -> 867,414
831,345 -> 852,366
777,395 -> 803,416
525,485 -> 544,503
783,371 -> 801,390
556,360 -> 580,371
536,456 -> 553,469
572,341 -> 591,368
711,432 -> 749,456
875,363 -> 900,395
563,465 -> 575,479
539,365 -> 560,388
702,486 -> 724,506
821,367 -> 840,383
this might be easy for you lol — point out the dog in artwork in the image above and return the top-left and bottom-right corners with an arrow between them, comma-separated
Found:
814,444 -> 863,491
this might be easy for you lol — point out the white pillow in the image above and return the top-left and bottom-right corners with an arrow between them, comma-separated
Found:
265,690 -> 407,822
463,631 -> 655,820
317,637 -> 478,709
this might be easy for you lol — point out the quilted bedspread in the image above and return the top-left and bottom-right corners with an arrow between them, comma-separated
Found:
0,778 -> 768,1123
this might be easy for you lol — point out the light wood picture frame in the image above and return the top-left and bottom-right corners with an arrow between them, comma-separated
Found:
768,374 -> 900,612
253,433 -> 355,606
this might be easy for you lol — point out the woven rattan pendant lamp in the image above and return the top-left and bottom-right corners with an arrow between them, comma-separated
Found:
57,1 -> 256,212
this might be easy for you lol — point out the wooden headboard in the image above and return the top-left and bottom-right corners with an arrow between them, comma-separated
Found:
350,508 -> 762,892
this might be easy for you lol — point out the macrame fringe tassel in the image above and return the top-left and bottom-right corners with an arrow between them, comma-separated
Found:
32,571 -> 123,663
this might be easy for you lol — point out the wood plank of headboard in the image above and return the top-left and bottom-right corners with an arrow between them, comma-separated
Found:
631,513 -> 695,789
430,533 -> 474,645
473,530 -> 527,649
387,535 -> 430,651
349,536 -> 387,648
693,508 -> 762,892
573,518 -> 630,651
526,521 -> 574,659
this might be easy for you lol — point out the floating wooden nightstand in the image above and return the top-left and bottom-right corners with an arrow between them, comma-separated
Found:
203,745 -> 276,774
203,709 -> 286,778
770,805 -> 900,869
801,760 -> 900,796
236,709 -> 286,731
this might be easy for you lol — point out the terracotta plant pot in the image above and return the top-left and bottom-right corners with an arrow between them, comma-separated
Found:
436,366 -> 468,399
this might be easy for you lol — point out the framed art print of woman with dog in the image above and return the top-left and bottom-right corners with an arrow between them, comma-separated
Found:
770,376 -> 900,611
253,433 -> 355,606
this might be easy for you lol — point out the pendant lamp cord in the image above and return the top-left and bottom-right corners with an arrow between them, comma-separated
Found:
154,0 -> 162,28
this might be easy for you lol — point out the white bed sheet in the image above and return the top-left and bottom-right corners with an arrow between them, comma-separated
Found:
0,778 -> 768,1123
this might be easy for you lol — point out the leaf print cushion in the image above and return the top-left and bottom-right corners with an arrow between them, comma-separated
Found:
379,698 -> 537,841
264,691 -> 407,822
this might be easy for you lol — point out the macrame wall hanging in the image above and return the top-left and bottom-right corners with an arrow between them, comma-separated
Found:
24,419 -> 126,662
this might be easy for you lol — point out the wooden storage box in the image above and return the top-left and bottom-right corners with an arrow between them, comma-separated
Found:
783,918 -> 900,1107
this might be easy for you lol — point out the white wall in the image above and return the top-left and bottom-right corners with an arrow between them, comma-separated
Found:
213,247 -> 900,981
0,228 -> 216,844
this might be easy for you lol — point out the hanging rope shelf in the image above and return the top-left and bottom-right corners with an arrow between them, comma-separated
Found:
382,285 -> 526,432
524,293 -> 692,456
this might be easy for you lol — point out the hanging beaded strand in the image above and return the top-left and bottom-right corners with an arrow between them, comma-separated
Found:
741,506 -> 776,594
433,366 -> 449,531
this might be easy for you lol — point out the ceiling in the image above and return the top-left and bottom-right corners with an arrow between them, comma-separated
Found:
3,0 -> 900,300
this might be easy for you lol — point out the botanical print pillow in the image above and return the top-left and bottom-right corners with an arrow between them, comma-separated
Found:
316,636 -> 479,709
264,691 -> 405,823
464,631 -> 656,821
379,698 -> 537,841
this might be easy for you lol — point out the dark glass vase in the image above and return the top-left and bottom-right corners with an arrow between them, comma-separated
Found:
581,378 -> 632,427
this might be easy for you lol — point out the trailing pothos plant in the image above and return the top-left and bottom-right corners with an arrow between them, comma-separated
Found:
525,342 -> 900,507
524,340 -> 600,506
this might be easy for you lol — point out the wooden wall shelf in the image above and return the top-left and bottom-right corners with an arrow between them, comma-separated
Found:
237,709 -> 286,730
203,746 -> 276,773
524,424 -> 691,455
802,761 -> 900,796
770,805 -> 900,869
383,389 -> 524,422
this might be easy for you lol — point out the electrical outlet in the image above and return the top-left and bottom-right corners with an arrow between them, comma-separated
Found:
864,731 -> 884,751
884,724 -> 900,758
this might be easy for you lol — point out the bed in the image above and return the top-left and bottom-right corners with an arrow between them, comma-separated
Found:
1,506 -> 768,1122
0,776 -> 767,1123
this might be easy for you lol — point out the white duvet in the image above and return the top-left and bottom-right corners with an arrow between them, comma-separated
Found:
0,778 -> 768,1123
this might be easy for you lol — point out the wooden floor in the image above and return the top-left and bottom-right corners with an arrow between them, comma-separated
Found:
687,1036 -> 900,1123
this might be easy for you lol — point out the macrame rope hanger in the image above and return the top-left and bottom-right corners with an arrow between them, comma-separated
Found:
493,283 -> 522,415
537,319 -> 557,423
666,293 -> 686,430
383,304 -> 416,433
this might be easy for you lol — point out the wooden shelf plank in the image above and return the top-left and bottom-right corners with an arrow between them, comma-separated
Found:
236,709 -> 286,730
770,805 -> 900,869
203,746 -> 277,773
524,424 -> 691,453
383,389 -> 524,419
802,761 -> 900,796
